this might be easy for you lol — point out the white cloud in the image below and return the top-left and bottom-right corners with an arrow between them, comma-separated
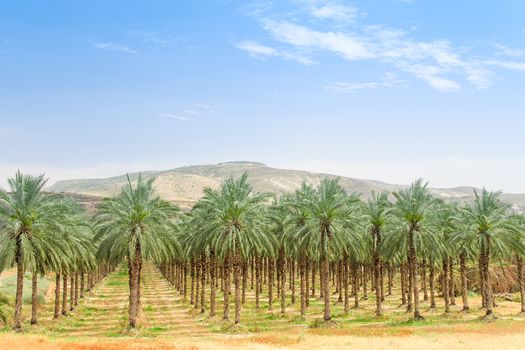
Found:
238,3 -> 525,92
485,60 -> 525,72
236,40 -> 315,65
262,20 -> 373,60
309,1 -> 358,22
324,72 -> 405,92
93,42 -> 137,54
493,43 -> 525,58
127,31 -> 173,46
157,113 -> 191,121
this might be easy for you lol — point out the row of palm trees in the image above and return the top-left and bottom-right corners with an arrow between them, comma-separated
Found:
0,172 -> 106,331
1,171 -> 525,331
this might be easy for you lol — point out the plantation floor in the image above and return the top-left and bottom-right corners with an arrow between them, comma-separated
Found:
3,262 -> 525,349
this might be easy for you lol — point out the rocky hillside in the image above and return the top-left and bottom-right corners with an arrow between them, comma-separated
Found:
48,161 -> 525,211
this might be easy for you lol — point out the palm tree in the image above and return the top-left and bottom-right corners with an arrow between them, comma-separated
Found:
190,173 -> 271,325
298,178 -> 360,322
392,179 -> 435,320
0,171 -> 67,331
94,174 -> 180,329
458,189 -> 522,318
362,192 -> 392,316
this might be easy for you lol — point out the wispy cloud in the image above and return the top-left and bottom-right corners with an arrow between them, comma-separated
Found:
127,30 -> 174,46
493,43 -> 525,58
157,113 -> 191,121
93,42 -> 137,54
307,1 -> 359,22
237,2 -> 525,92
324,72 -> 405,92
236,40 -> 316,65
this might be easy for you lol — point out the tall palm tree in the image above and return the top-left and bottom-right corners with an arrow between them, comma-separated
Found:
458,189 -> 522,318
362,192 -> 392,316
0,171 -> 67,331
392,179 -> 435,320
190,173 -> 271,325
94,174 -> 180,329
299,178 -> 360,322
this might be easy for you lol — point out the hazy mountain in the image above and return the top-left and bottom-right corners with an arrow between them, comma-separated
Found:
48,161 -> 525,212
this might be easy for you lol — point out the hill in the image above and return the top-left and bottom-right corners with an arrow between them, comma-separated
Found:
48,161 -> 525,211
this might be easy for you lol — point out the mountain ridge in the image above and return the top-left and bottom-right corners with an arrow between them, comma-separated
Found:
47,161 -> 525,211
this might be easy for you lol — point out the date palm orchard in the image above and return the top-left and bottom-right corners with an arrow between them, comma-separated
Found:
1,171 -> 524,330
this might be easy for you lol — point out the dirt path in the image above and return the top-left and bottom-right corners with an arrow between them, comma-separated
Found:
50,262 -> 214,339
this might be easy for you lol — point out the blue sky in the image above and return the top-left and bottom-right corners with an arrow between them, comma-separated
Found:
1,0 -> 525,192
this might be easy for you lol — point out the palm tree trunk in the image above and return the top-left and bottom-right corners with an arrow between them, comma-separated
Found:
311,262 -> 316,297
305,257 -> 310,307
337,259 -> 342,303
268,258 -> 274,311
517,255 -> 525,313
375,253 -> 382,316
53,272 -> 61,319
443,258 -> 450,313
242,259 -> 248,305
321,230 -> 331,321
406,262 -> 413,312
388,264 -> 393,296
429,262 -> 436,308
201,253 -> 206,313
250,257 -> 254,290
223,254 -> 230,320
279,247 -> 286,315
195,257 -> 200,310
422,259 -> 428,301
353,262 -> 359,308
74,272 -> 79,306
80,272 -> 85,299
234,251 -> 242,324
61,274 -> 68,315
190,260 -> 195,305
210,254 -> 216,317
128,240 -> 142,328
363,265 -> 368,299
13,235 -> 24,331
300,254 -> 307,316
449,258 -> 456,306
30,270 -> 38,325
255,255 -> 261,309
291,259 -> 296,305
343,257 -> 349,313
69,274 -> 74,311
460,252 -> 469,311
483,237 -> 493,316
400,263 -> 407,305
408,228 -> 422,319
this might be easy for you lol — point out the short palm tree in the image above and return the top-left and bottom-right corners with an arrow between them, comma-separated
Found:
94,174 -> 180,329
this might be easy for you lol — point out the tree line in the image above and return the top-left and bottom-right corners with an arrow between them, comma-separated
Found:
1,171 -> 524,331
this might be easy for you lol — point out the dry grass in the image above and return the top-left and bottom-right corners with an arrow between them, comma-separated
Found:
2,329 -> 525,350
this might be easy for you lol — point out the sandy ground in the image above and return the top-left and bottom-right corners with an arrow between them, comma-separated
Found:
1,330 -> 525,350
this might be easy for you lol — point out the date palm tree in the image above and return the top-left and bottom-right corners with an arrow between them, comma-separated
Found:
299,178 -> 360,322
392,179 -> 436,320
94,174 -> 180,329
0,171 -> 67,331
190,173 -> 271,325
362,192 -> 392,316
457,189 -> 522,318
